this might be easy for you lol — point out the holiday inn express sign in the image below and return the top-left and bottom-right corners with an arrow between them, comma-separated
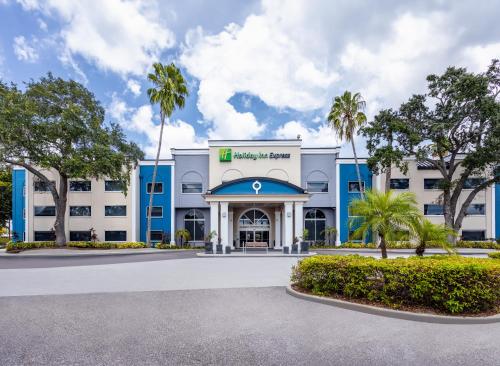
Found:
219,148 -> 291,162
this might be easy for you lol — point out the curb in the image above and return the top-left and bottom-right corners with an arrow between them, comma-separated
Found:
286,286 -> 500,324
196,252 -> 316,258
0,249 -> 197,258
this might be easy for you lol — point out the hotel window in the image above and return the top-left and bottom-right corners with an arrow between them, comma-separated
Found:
147,182 -> 163,194
105,180 -> 124,192
34,180 -> 55,192
105,230 -> 127,241
348,181 -> 364,192
184,209 -> 205,241
307,182 -> 328,193
461,230 -> 485,241
465,204 -> 485,215
105,205 -> 127,216
150,230 -> 164,242
463,178 -> 485,189
424,204 -> 444,215
34,206 -> 56,216
70,206 -> 91,217
70,180 -> 91,192
147,206 -> 163,217
182,183 -> 203,193
424,178 -> 444,190
34,231 -> 56,241
390,178 -> 409,190
70,231 -> 91,241
304,209 -> 326,242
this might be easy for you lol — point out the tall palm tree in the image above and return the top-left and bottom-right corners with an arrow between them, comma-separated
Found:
146,63 -> 188,246
349,190 -> 421,258
412,218 -> 456,256
328,91 -> 367,198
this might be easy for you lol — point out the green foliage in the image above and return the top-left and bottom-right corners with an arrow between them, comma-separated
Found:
156,243 -> 200,250
0,167 -> 12,227
6,241 -> 57,252
327,91 -> 367,142
339,242 -> 377,249
175,228 -> 191,246
412,219 -> 457,255
488,252 -> 500,259
449,241 -> 500,250
6,241 -> 146,251
292,255 -> 500,314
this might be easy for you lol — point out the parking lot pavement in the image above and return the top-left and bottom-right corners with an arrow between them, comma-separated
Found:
0,287 -> 498,366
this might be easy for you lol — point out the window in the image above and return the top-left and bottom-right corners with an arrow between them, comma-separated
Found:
70,180 -> 91,192
461,230 -> 485,241
307,182 -> 328,193
184,209 -> 205,241
34,180 -> 55,192
70,231 -> 91,241
348,181 -> 364,192
150,231 -> 163,242
70,206 -> 91,217
34,231 -> 56,241
424,178 -> 444,190
390,178 -> 409,190
105,205 -> 127,216
147,182 -> 163,193
105,180 -> 124,192
304,209 -> 326,242
424,204 -> 444,215
105,230 -> 127,241
146,206 -> 163,217
182,183 -> 203,193
465,204 -> 485,215
34,206 -> 55,216
463,178 -> 485,189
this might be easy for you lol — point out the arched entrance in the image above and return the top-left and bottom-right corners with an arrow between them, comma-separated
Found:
238,209 -> 271,247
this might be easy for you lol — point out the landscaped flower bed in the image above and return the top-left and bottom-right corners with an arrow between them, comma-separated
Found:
489,252 -> 500,259
6,241 -> 146,252
291,255 -> 500,315
311,241 -> 500,250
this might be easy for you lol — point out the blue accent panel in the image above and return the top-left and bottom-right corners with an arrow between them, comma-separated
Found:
211,177 -> 304,195
139,165 -> 173,243
496,183 -> 500,240
339,164 -> 372,243
12,169 -> 25,242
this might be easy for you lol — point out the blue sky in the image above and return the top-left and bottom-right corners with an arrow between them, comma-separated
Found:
1,0 -> 499,158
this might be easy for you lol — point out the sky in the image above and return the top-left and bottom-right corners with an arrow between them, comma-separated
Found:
0,0 -> 499,158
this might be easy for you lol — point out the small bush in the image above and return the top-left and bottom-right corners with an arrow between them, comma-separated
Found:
292,255 -> 500,314
6,241 -> 57,252
339,242 -> 377,249
488,252 -> 500,259
67,241 -> 146,249
155,243 -> 201,249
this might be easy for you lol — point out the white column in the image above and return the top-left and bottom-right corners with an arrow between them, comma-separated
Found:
274,210 -> 281,249
284,202 -> 293,250
335,162 -> 341,246
294,202 -> 304,254
220,202 -> 229,253
491,184 -> 496,240
170,164 -> 176,244
209,201 -> 219,253
228,211 -> 234,248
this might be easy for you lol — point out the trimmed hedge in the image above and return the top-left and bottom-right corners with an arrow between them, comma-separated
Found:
291,255 -> 500,314
155,243 -> 201,250
488,252 -> 500,259
6,241 -> 146,252
313,241 -> 500,250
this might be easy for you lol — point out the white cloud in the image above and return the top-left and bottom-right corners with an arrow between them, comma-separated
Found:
126,79 -> 141,97
13,35 -> 39,62
275,121 -> 338,147
20,0 -> 175,76
460,42 -> 500,72
37,18 -> 47,31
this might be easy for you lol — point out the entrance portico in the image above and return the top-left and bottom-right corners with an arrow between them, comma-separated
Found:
204,177 -> 310,253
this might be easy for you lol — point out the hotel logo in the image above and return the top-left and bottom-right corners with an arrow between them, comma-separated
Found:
219,148 -> 232,162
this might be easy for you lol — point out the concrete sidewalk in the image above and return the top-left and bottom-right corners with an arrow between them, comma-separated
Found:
0,248 -> 199,257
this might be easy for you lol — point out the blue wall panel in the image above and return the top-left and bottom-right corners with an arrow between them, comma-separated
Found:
139,165 -> 172,243
339,163 -> 372,243
12,169 -> 25,242
212,178 -> 303,195
496,183 -> 500,240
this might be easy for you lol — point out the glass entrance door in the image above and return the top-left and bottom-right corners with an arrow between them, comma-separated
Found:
238,209 -> 270,247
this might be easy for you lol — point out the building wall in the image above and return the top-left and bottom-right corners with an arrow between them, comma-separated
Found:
301,152 -> 337,208
139,163 -> 173,243
173,152 -> 209,208
496,183 -> 500,240
11,168 -> 25,241
175,207 -> 210,245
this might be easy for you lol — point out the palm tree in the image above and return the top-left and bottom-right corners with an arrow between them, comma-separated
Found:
328,91 -> 367,197
175,228 -> 191,248
146,63 -> 188,246
412,219 -> 456,256
349,190 -> 421,258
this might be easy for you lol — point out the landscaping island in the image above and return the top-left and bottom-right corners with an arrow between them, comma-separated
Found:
291,255 -> 500,316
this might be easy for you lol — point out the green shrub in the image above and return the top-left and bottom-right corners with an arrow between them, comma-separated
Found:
488,252 -> 500,259
6,241 -> 57,252
386,241 -> 415,249
339,242 -> 377,249
155,243 -> 201,249
291,255 -> 500,314
67,241 -> 146,249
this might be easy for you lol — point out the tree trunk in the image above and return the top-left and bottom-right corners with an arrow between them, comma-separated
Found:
379,232 -> 388,259
443,199 -> 457,245
384,167 -> 391,192
351,138 -> 365,199
415,240 -> 425,256
147,111 -> 165,247
54,175 -> 68,246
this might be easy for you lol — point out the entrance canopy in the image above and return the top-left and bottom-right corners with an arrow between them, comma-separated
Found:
208,177 -> 305,196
